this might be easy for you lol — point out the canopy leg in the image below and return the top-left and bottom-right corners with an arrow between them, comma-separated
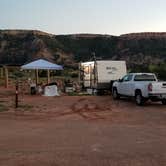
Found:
47,69 -> 50,84
35,69 -> 39,85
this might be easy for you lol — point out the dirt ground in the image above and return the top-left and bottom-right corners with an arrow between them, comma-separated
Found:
0,87 -> 166,166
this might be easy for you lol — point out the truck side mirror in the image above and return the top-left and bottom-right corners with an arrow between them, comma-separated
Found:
119,79 -> 123,82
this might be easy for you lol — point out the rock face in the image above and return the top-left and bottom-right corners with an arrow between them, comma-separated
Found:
0,30 -> 166,70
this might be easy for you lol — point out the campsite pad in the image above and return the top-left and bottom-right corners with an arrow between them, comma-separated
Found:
1,87 -> 166,166
0,87 -> 166,125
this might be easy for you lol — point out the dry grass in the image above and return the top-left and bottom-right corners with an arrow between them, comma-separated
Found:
0,103 -> 8,112
19,104 -> 33,111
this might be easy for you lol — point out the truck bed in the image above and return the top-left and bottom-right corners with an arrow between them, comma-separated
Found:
150,82 -> 166,94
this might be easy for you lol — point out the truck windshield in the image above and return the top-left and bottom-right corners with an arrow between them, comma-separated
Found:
134,74 -> 156,81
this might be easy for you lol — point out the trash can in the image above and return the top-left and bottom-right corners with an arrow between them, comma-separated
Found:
30,83 -> 36,95
31,86 -> 36,95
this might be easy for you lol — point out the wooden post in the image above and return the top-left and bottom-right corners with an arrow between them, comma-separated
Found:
4,66 -> 8,88
35,69 -> 39,85
47,69 -> 50,84
15,81 -> 18,108
0,68 -> 3,78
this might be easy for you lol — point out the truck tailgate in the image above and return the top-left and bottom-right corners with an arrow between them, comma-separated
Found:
151,82 -> 166,94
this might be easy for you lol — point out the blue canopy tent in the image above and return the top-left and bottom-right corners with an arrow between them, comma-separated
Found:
21,59 -> 63,84
21,59 -> 63,70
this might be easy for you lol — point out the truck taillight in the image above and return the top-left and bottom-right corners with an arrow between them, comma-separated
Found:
148,83 -> 152,92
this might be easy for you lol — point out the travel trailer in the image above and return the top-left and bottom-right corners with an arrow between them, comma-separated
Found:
79,60 -> 127,91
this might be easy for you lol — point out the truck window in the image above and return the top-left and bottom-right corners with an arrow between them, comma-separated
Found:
122,75 -> 128,82
127,75 -> 133,81
134,74 -> 156,81
122,74 -> 133,82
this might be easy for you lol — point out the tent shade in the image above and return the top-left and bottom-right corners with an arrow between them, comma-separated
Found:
21,59 -> 63,70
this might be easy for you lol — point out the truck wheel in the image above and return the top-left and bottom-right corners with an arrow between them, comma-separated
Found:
162,99 -> 166,105
135,92 -> 144,106
113,88 -> 120,100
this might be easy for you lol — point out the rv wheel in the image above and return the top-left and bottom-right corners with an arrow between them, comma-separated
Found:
97,89 -> 104,96
162,99 -> 166,105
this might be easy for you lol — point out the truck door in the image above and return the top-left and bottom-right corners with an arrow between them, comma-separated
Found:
118,74 -> 133,96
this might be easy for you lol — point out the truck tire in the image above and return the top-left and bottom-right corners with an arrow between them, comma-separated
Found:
135,91 -> 145,106
112,88 -> 120,100
162,99 -> 166,105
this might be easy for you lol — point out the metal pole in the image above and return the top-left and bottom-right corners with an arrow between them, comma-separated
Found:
78,63 -> 81,85
4,66 -> 8,88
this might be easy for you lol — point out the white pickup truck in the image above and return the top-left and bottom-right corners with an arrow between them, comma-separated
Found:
112,73 -> 166,105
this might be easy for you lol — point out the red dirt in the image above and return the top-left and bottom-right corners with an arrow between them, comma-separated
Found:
0,87 -> 166,166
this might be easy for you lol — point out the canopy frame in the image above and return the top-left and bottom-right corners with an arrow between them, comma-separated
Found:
21,59 -> 63,85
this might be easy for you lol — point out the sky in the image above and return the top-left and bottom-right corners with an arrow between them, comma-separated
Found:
0,0 -> 166,35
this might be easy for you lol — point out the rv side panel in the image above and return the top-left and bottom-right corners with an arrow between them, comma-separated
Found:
97,61 -> 126,83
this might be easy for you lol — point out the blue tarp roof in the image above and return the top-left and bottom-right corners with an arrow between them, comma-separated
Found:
21,59 -> 63,70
